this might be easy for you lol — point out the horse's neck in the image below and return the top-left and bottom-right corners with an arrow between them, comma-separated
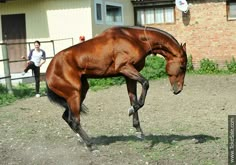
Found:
147,31 -> 180,57
127,27 -> 179,57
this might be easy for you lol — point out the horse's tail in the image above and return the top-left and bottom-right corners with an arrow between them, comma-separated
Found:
46,83 -> 88,114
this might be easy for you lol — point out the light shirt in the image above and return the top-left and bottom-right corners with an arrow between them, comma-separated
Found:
28,49 -> 46,67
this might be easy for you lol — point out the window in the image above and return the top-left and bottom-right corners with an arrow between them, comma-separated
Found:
105,2 -> 123,25
95,0 -> 103,24
136,6 -> 175,25
96,3 -> 102,21
94,1 -> 124,25
227,0 -> 236,21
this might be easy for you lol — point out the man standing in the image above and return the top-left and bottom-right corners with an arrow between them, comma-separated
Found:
22,40 -> 46,97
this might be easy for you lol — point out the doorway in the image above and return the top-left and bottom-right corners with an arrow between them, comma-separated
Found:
1,14 -> 27,73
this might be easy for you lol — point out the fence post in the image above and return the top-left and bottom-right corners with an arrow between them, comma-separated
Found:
2,44 -> 13,94
51,40 -> 55,55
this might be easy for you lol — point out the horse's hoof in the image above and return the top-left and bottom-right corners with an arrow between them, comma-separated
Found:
135,132 -> 145,140
128,106 -> 135,116
86,145 -> 98,152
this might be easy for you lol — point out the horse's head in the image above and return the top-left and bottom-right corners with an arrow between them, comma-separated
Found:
166,43 -> 187,95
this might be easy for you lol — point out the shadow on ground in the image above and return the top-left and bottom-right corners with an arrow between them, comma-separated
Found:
91,134 -> 220,148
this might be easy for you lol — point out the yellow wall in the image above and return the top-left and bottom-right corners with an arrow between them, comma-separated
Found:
0,0 -> 93,76
0,0 -> 134,78
0,0 -> 92,42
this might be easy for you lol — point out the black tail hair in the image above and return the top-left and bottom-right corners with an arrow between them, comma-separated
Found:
46,83 -> 88,114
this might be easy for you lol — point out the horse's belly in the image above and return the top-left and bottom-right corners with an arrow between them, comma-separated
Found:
83,64 -> 119,78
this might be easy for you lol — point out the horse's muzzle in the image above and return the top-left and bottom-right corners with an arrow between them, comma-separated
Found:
172,82 -> 182,95
173,89 -> 181,95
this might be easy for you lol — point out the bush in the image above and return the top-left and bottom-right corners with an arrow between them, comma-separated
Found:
13,83 -> 35,98
88,56 -> 167,90
0,83 -> 15,106
0,83 -> 7,94
187,55 -> 194,72
198,58 -> 219,74
89,77 -> 125,90
0,83 -> 36,106
141,55 -> 166,80
226,57 -> 236,73
2,55 -> 235,107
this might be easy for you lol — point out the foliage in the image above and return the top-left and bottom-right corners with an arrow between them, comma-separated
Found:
89,77 -> 125,91
226,57 -> 236,73
13,83 -> 35,98
0,83 -> 41,107
0,56 -> 167,105
141,55 -> 166,80
186,55 -> 194,72
0,83 -> 16,106
89,56 -> 167,90
0,83 -> 7,93
198,58 -> 219,74
1,56 -> 236,106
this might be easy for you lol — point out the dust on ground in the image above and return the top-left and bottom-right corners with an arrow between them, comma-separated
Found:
0,74 -> 235,165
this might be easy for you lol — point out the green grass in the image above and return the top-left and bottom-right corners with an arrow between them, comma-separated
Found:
0,83 -> 46,107
88,55 -> 167,91
1,55 -> 236,107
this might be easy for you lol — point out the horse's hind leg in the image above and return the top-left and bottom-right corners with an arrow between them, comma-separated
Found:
62,107 -> 91,144
125,78 -> 144,139
66,95 -> 94,149
59,77 -> 93,149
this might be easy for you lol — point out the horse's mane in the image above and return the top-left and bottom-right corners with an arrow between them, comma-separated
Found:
115,26 -> 180,47
145,26 -> 180,45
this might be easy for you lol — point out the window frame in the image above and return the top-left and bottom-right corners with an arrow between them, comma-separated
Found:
94,0 -> 103,24
105,2 -> 124,25
226,0 -> 236,21
134,5 -> 176,26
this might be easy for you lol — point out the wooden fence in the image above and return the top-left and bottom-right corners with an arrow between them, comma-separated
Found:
0,38 -> 74,93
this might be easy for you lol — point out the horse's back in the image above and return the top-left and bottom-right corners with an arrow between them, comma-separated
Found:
45,26 -> 148,87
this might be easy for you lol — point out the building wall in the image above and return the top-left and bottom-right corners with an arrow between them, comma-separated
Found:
0,0 -> 93,76
152,0 -> 236,68
0,0 -> 135,81
0,0 -> 92,42
91,0 -> 134,36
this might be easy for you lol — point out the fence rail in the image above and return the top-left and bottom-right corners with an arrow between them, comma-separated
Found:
0,38 -> 74,93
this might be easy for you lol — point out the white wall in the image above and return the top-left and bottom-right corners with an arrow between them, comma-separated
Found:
0,0 -> 92,77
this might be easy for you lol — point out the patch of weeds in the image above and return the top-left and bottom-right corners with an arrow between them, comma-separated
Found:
13,83 -> 35,98
141,56 -> 167,80
89,77 -> 125,91
187,55 -> 194,72
226,57 -> 236,73
0,83 -> 44,107
198,58 -> 219,74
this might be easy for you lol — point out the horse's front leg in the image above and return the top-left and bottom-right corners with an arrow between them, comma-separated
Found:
125,78 -> 145,139
120,65 -> 149,116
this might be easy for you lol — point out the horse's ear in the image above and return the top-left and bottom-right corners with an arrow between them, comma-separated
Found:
182,43 -> 186,52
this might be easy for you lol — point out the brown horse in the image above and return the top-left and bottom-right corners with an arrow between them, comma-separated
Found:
46,26 -> 187,149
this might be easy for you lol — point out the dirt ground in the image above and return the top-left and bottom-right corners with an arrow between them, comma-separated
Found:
0,74 -> 236,165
